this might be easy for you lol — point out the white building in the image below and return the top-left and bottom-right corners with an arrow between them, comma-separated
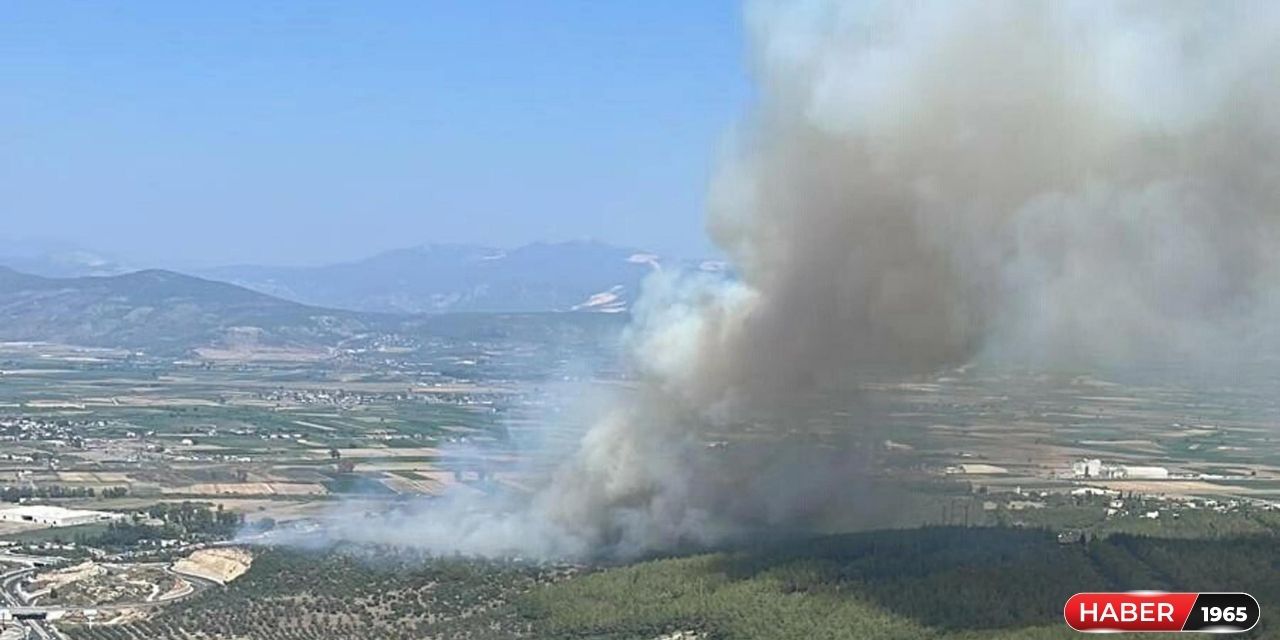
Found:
0,505 -> 123,528
1071,487 -> 1118,497
1072,459 -> 1103,478
1115,466 -> 1170,480
945,463 -> 1009,475
1072,459 -> 1169,480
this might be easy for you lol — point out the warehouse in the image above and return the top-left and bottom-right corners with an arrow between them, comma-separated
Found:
1115,466 -> 1170,480
0,505 -> 123,528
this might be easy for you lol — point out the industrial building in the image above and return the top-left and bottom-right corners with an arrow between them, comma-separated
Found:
0,505 -> 123,528
944,463 -> 1009,475
1070,458 -> 1169,480
1071,459 -> 1104,478
1113,466 -> 1170,480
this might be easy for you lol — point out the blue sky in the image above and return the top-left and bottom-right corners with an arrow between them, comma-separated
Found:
1,2 -> 749,266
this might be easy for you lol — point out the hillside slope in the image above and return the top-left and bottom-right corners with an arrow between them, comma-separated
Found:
0,266 -> 628,358
0,267 -> 377,353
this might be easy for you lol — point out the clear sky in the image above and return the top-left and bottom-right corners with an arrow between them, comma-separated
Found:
1,2 -> 749,266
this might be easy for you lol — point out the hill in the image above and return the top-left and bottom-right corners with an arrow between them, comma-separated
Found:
0,267 -> 378,354
0,266 -> 627,358
198,240 -> 697,314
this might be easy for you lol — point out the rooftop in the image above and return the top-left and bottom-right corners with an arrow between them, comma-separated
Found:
0,504 -> 115,519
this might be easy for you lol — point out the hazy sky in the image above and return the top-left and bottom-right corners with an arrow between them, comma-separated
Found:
1,2 -> 748,266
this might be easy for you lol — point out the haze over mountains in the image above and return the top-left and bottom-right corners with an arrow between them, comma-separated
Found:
0,266 -> 373,354
0,240 -> 706,355
198,240 -> 685,314
0,238 -> 132,278
1,239 -> 721,315
0,265 -> 629,358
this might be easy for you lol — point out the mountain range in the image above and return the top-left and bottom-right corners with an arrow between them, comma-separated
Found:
0,240 -> 707,355
1,240 -> 724,316
196,240 -> 666,314
0,266 -> 627,357
0,266 -> 372,354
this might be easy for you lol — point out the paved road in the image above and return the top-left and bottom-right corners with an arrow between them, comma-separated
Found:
1,551 -> 217,636
9,574 -> 216,613
0,554 -> 57,567
1,554 -> 58,640
1,588 -> 55,639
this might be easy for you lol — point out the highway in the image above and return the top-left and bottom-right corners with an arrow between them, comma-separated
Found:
0,554 -> 56,640
1,549 -> 217,638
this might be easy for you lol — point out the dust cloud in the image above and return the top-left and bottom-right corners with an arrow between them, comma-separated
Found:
305,1 -> 1280,558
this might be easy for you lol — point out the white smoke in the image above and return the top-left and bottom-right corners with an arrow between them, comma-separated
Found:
309,0 -> 1280,558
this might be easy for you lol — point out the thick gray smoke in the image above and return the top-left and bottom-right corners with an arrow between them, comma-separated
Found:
314,0 -> 1280,558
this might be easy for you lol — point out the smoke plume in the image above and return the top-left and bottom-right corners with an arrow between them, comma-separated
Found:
316,0 -> 1280,558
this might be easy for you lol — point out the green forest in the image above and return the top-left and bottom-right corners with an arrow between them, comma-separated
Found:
64,525 -> 1278,640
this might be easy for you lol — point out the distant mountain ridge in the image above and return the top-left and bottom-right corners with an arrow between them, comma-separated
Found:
0,240 -> 725,318
0,266 -> 372,353
0,266 -> 627,356
197,240 -> 695,314
0,244 -> 132,278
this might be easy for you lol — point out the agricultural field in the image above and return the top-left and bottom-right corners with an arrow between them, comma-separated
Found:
3,343 -> 1280,639
0,343 -> 555,528
7,345 -> 1279,526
